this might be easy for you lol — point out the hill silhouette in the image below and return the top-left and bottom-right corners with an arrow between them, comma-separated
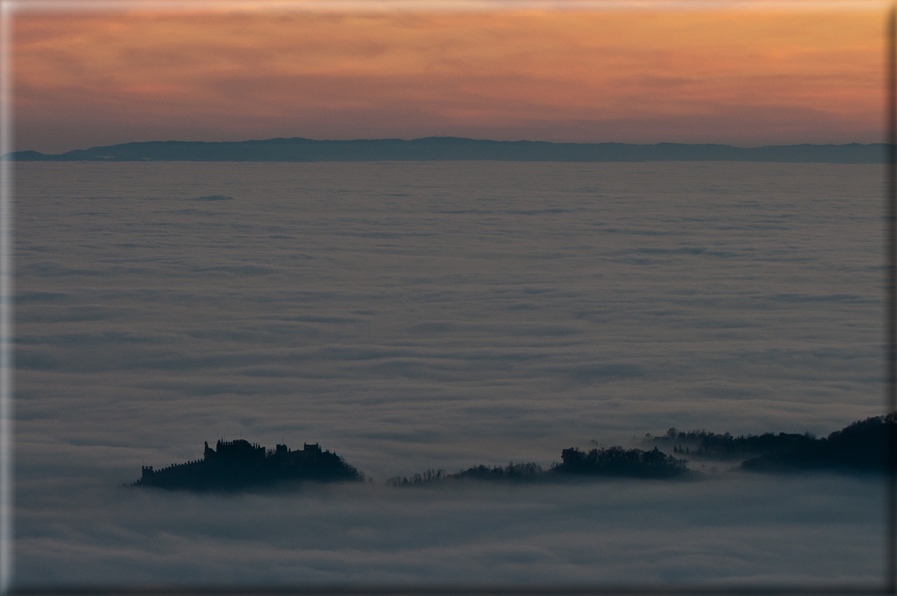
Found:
387,447 -> 690,486
648,428 -> 818,458
554,446 -> 689,479
387,462 -> 545,487
3,137 -> 885,163
740,414 -> 896,473
131,415 -> 894,491
133,439 -> 363,491
646,414 -> 895,474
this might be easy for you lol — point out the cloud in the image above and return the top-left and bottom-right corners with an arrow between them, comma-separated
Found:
12,159 -> 886,585
191,195 -> 234,201
12,10 -> 883,153
14,474 -> 885,585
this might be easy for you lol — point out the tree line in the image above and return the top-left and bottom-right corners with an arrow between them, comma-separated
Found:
387,446 -> 689,487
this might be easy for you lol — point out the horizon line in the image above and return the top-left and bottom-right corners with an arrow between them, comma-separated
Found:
7,136 -> 888,159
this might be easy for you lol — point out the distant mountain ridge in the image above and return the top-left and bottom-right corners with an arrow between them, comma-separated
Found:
2,137 -> 886,163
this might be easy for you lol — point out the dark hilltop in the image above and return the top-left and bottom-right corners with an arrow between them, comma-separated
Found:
3,137 -> 885,163
133,439 -> 363,491
648,413 -> 897,474
738,413 -> 897,473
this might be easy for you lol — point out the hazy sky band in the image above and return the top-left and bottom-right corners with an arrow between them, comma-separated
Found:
9,3 -> 887,153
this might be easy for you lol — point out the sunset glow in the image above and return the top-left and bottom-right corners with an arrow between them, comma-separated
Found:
11,4 -> 887,153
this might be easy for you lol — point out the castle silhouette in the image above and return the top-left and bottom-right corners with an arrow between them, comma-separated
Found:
133,439 -> 363,490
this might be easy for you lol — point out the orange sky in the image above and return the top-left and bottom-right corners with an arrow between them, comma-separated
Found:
10,4 -> 887,153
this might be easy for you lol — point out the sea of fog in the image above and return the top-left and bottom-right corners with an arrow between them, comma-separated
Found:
12,161 -> 888,585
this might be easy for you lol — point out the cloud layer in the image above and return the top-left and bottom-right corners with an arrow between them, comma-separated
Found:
15,474 -> 886,585
12,161 -> 886,585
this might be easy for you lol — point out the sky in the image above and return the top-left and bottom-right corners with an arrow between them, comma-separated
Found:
8,2 -> 889,154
